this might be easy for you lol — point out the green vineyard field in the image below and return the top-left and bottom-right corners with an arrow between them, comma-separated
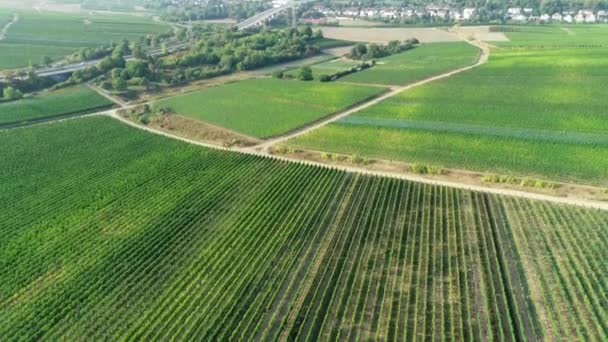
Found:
1,117 -> 606,340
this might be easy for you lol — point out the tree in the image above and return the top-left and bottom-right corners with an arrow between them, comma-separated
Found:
297,66 -> 313,81
41,56 -> 52,66
300,26 -> 313,38
112,77 -> 127,91
3,86 -> 23,100
351,43 -> 368,59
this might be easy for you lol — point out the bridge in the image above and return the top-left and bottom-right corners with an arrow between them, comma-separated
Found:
236,0 -> 316,30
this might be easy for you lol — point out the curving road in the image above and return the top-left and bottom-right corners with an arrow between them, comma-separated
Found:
0,13 -> 18,41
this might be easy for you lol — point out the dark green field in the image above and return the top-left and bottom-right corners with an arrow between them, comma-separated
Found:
1,116 -> 606,340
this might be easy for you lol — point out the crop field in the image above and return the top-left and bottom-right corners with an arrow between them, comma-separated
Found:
0,116 -> 606,340
492,25 -> 608,47
338,42 -> 480,85
290,47 -> 608,185
154,78 -> 385,138
0,10 -> 169,69
0,85 -> 113,126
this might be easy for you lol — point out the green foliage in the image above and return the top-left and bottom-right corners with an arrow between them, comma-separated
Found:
2,86 -> 23,100
154,78 -> 384,138
271,70 -> 284,79
297,66 -> 314,81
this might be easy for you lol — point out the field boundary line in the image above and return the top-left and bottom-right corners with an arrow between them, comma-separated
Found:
254,32 -> 490,150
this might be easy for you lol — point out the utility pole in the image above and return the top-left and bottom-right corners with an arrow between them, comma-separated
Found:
292,2 -> 297,28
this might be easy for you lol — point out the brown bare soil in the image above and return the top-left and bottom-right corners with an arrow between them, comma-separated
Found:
148,113 -> 260,148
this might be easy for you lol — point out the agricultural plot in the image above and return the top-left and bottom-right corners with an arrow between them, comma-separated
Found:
1,116 -> 606,340
0,10 -> 169,69
492,25 -> 608,47
339,42 -> 480,85
291,47 -> 608,185
154,78 -> 385,138
0,85 -> 113,126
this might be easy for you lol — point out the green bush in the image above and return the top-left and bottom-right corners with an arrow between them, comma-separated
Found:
272,70 -> 284,79
319,74 -> 331,82
427,165 -> 444,175
483,174 -> 500,183
411,163 -> 428,174
297,66 -> 313,81
350,154 -> 364,164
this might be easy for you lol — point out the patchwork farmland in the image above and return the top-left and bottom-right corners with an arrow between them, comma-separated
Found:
289,47 -> 608,185
1,117 -> 606,340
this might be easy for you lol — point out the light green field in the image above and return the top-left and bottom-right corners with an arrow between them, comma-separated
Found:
2,116 -> 606,340
493,25 -> 608,47
154,78 -> 386,138
0,10 -> 170,69
290,47 -> 608,185
338,42 -> 480,85
0,85 -> 113,126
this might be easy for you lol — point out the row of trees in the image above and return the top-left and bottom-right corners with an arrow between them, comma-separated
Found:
349,38 -> 419,60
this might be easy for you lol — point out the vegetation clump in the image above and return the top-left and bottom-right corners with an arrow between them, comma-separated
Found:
349,38 -> 419,60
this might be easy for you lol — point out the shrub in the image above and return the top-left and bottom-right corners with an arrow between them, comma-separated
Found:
273,145 -> 288,154
319,74 -> 331,82
483,174 -> 500,183
411,163 -> 428,174
320,152 -> 332,161
603,188 -> 608,194
500,175 -> 519,184
272,70 -> 284,79
427,165 -> 444,175
520,178 -> 535,187
350,154 -> 364,164
297,66 -> 313,81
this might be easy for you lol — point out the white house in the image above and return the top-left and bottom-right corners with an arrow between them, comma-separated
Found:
512,13 -> 527,22
523,8 -> 534,14
563,14 -> 574,23
540,14 -> 551,22
585,13 -> 597,23
463,8 -> 476,20
507,7 -> 522,15
551,12 -> 563,21
598,10 -> 608,22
